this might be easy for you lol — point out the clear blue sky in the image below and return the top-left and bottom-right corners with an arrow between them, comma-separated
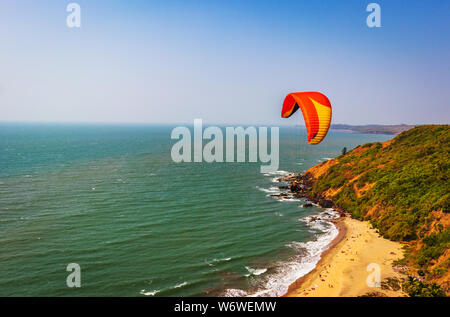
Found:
0,0 -> 449,125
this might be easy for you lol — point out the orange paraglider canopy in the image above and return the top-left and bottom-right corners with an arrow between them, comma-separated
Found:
281,92 -> 332,144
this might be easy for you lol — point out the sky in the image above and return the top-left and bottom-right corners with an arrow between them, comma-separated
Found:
0,0 -> 449,125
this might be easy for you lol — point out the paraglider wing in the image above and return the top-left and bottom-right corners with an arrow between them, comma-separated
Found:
281,92 -> 332,144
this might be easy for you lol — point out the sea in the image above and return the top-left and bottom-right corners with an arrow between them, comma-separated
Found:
0,123 -> 391,296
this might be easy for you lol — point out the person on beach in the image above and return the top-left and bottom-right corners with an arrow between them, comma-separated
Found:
290,180 -> 300,192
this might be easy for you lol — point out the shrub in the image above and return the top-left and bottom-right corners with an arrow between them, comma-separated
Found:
402,276 -> 446,297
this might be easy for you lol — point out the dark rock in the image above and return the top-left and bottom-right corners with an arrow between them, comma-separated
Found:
302,203 -> 313,208
318,199 -> 333,208
270,193 -> 288,198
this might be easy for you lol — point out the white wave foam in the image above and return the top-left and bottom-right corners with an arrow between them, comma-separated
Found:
263,170 -> 291,176
174,281 -> 188,289
224,209 -> 339,297
207,257 -> 232,266
299,208 -> 339,224
212,257 -> 231,263
223,289 -> 248,297
277,197 -> 303,202
256,186 -> 280,194
244,170 -> 340,297
140,289 -> 160,296
245,266 -> 267,276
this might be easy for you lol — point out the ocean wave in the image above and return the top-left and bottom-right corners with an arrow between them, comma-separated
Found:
140,289 -> 160,296
245,266 -> 267,276
223,289 -> 248,297
207,257 -> 232,266
229,170 -> 339,297
140,280 -> 189,295
262,170 -> 290,176
212,257 -> 232,263
276,197 -> 303,202
224,209 -> 339,297
255,186 -> 280,194
174,281 -> 188,289
299,208 -> 339,224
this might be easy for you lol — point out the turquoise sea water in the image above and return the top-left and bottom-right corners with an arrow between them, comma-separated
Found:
0,123 -> 391,296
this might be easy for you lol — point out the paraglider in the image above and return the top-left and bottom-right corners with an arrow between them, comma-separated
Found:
281,92 -> 332,144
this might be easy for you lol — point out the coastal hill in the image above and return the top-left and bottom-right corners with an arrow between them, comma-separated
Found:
331,124 -> 414,135
303,125 -> 449,295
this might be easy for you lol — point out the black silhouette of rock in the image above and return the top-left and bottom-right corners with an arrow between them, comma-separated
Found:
270,193 -> 288,198
293,193 -> 304,199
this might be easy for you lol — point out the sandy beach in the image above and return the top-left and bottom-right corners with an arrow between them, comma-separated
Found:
285,216 -> 406,297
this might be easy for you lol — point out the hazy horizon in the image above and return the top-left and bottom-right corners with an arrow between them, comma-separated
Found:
0,120 -> 423,127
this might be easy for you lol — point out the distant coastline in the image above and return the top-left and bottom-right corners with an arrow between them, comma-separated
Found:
330,124 -> 414,135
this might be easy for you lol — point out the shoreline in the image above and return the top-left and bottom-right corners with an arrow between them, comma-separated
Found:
275,169 -> 408,297
283,216 -> 347,296
283,215 -> 406,297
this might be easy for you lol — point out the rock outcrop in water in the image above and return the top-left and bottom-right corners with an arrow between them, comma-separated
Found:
275,173 -> 346,215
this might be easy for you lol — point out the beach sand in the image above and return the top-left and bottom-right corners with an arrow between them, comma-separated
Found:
285,216 -> 406,297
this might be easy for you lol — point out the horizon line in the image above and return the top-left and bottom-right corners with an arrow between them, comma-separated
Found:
0,120 -> 424,127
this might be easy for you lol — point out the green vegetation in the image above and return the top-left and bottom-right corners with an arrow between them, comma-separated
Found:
402,276 -> 446,297
310,125 -> 449,239
306,125 -> 450,295
417,229 -> 450,267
